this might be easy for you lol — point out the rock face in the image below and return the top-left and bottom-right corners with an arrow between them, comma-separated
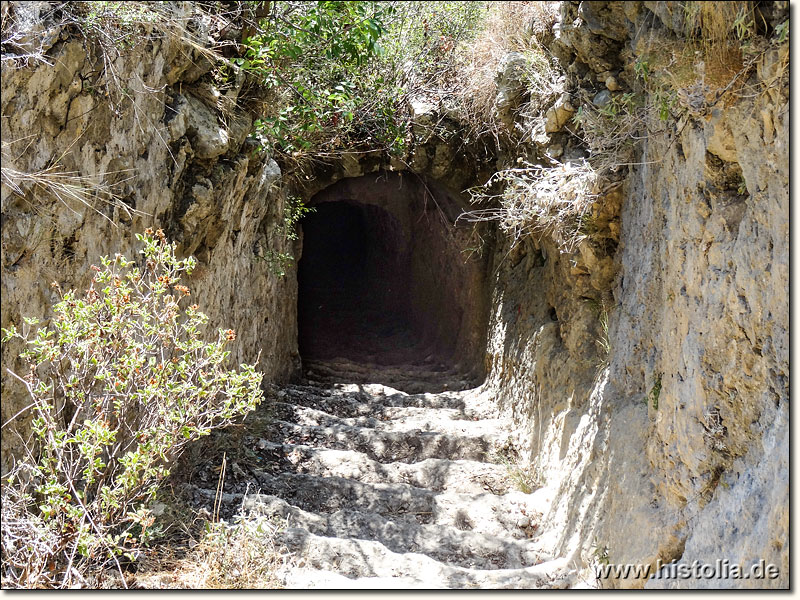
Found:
1,3 -> 299,467
494,52 -> 531,130
625,61 -> 789,590
480,0 -> 789,590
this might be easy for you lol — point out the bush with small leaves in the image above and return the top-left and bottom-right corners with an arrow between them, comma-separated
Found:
1,229 -> 263,588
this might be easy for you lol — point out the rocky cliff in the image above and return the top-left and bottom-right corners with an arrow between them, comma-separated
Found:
479,0 -> 788,588
1,2 -> 300,464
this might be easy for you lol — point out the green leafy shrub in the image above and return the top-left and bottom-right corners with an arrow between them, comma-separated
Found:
238,1 -> 401,156
1,230 -> 263,588
236,1 -> 498,162
255,195 -> 314,277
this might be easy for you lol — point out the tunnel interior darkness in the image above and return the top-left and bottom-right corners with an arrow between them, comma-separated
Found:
297,171 -> 488,382
298,201 -> 415,364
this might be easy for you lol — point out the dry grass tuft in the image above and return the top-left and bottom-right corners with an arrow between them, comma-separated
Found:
453,2 -> 560,134
492,437 -> 545,494
136,505 -> 292,589
461,159 -> 597,252
183,514 -> 289,589
452,2 -> 600,253
1,161 -> 139,224
683,1 -> 756,44
569,92 -> 649,177
635,32 -> 748,105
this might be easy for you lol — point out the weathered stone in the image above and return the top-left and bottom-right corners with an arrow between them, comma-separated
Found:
167,95 -> 190,141
184,95 -> 230,159
0,2 -> 788,591
3,1 -> 62,58
578,2 -> 629,41
482,1 -> 788,591
494,52 -> 530,129
593,89 -> 612,107
545,93 -> 577,133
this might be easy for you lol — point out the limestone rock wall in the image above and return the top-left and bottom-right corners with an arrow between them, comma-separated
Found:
1,2 -> 299,468
480,1 -> 788,589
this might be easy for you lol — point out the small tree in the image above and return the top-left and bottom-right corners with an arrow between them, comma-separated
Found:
1,229 -> 263,588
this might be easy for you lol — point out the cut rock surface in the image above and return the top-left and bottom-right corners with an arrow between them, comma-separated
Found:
184,362 -> 586,588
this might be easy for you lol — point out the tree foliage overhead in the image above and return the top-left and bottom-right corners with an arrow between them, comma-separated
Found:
236,1 -> 489,160
237,1 -> 397,155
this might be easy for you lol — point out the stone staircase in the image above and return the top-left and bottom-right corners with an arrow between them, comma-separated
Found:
182,361 -> 579,589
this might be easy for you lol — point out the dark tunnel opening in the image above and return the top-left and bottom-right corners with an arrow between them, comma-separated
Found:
298,201 -> 416,365
296,172 -> 489,390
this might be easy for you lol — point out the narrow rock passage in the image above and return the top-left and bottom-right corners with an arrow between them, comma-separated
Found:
184,363 -> 579,589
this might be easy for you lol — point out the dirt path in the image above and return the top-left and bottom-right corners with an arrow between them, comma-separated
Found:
179,360 -> 582,589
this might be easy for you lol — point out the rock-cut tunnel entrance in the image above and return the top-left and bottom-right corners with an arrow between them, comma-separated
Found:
297,171 -> 488,389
